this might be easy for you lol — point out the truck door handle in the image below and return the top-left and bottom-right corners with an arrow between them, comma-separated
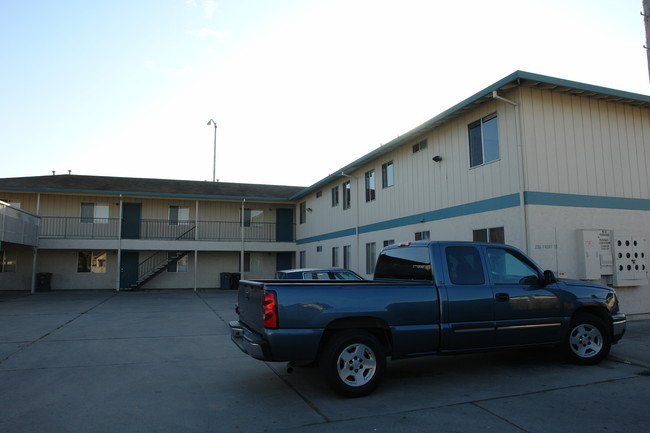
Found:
495,293 -> 510,301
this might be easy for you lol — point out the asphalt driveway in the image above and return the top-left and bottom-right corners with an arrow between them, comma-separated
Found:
1,290 -> 649,433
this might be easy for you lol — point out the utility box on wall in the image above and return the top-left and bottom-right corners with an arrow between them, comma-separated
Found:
612,232 -> 648,287
578,230 -> 648,286
578,230 -> 613,280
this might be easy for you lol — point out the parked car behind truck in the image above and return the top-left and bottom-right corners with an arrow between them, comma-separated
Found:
230,241 -> 626,397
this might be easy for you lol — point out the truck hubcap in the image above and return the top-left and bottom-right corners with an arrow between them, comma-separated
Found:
569,323 -> 603,358
337,343 -> 377,386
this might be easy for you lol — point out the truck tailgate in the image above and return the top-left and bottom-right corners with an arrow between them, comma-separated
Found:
237,280 -> 266,334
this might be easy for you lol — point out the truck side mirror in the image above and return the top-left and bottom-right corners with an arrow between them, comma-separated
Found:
543,270 -> 557,285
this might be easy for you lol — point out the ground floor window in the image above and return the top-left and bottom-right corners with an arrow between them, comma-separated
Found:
332,247 -> 339,267
415,231 -> 430,241
473,227 -> 505,244
343,245 -> 351,269
242,252 -> 264,273
77,251 -> 107,273
0,251 -> 16,272
167,254 -> 188,272
365,242 -> 376,274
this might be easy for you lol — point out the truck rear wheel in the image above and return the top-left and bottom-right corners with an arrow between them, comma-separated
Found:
564,313 -> 611,365
320,330 -> 386,397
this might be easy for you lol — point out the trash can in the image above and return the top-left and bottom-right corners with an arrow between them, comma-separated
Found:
220,272 -> 232,290
36,272 -> 52,292
231,273 -> 241,290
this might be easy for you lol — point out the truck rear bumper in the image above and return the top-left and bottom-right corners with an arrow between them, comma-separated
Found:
230,321 -> 269,360
612,313 -> 626,344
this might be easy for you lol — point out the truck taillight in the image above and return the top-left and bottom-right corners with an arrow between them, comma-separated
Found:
262,291 -> 278,328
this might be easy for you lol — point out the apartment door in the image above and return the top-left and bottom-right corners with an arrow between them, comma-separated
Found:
275,208 -> 293,242
120,251 -> 139,289
122,203 -> 141,239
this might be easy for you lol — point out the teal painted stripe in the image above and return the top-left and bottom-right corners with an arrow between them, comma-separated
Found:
296,193 -> 520,244
296,228 -> 357,245
524,192 -> 650,210
359,193 -> 521,234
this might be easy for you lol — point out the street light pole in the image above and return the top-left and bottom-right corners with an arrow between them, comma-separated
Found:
207,119 -> 217,182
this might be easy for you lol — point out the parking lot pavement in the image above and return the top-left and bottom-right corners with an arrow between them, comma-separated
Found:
1,290 -> 649,433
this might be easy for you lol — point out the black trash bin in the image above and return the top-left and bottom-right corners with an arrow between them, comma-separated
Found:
231,273 -> 241,290
36,272 -> 52,292
220,272 -> 232,290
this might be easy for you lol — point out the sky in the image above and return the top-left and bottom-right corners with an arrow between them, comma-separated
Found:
1,0 -> 648,188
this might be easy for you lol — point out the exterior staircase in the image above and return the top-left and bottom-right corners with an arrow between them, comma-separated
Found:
131,250 -> 190,290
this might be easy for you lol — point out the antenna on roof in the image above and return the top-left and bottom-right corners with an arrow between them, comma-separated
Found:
68,170 -> 72,175
52,171 -> 55,176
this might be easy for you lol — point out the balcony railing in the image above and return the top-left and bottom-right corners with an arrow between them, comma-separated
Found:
39,217 -> 294,242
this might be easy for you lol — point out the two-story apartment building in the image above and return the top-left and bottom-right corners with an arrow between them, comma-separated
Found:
291,71 -> 650,315
0,176 -> 302,291
2,71 -> 650,314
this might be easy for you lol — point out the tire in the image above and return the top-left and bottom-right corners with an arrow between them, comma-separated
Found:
564,313 -> 611,365
320,330 -> 386,397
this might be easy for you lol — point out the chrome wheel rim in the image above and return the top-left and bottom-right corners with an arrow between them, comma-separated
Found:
569,323 -> 603,358
336,343 -> 377,387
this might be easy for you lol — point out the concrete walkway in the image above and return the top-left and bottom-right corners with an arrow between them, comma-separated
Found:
1,290 -> 649,433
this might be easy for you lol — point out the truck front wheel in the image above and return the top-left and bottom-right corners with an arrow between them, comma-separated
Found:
320,330 -> 386,397
564,313 -> 611,365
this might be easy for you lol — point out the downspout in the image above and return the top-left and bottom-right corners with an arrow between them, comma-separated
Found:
194,200 -> 199,291
492,90 -> 529,254
341,171 -> 360,272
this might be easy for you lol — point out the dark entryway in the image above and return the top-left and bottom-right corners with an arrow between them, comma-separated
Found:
120,251 -> 139,289
122,203 -> 141,239
276,208 -> 293,242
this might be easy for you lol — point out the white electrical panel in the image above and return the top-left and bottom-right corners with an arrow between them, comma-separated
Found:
578,230 -> 613,280
612,232 -> 648,287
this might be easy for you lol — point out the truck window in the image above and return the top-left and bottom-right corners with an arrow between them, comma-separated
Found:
486,247 -> 540,285
445,246 -> 485,285
374,246 -> 432,280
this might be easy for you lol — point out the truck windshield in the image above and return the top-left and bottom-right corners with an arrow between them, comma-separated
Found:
374,246 -> 432,280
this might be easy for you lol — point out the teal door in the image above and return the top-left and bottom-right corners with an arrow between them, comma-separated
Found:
122,203 -> 141,239
276,208 -> 293,242
120,251 -> 139,289
276,252 -> 293,271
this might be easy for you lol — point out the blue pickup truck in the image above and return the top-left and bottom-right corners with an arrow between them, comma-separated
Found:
230,241 -> 626,397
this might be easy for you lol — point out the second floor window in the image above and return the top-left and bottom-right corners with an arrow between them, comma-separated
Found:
468,113 -> 499,168
331,186 -> 339,207
169,206 -> 190,225
342,180 -> 351,210
365,169 -> 376,202
381,161 -> 394,188
81,203 -> 109,224
299,202 -> 307,224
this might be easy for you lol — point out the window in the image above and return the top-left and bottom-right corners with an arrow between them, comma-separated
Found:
167,254 -> 188,272
316,191 -> 322,198
342,180 -> 351,210
242,252 -> 263,273
299,202 -> 307,224
468,113 -> 499,168
332,246 -> 339,267
374,246 -> 432,280
1,200 -> 21,209
415,231 -> 430,241
412,139 -> 427,153
316,246 -> 322,253
81,203 -> 109,224
365,242 -> 376,274
241,208 -> 264,227
299,251 -> 306,268
381,161 -> 394,188
473,227 -> 505,244
331,186 -> 339,207
0,250 -> 16,272
445,246 -> 485,285
77,251 -> 107,273
169,206 -> 190,226
486,247 -> 540,285
343,245 -> 351,268
383,239 -> 395,248
365,169 -> 376,202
